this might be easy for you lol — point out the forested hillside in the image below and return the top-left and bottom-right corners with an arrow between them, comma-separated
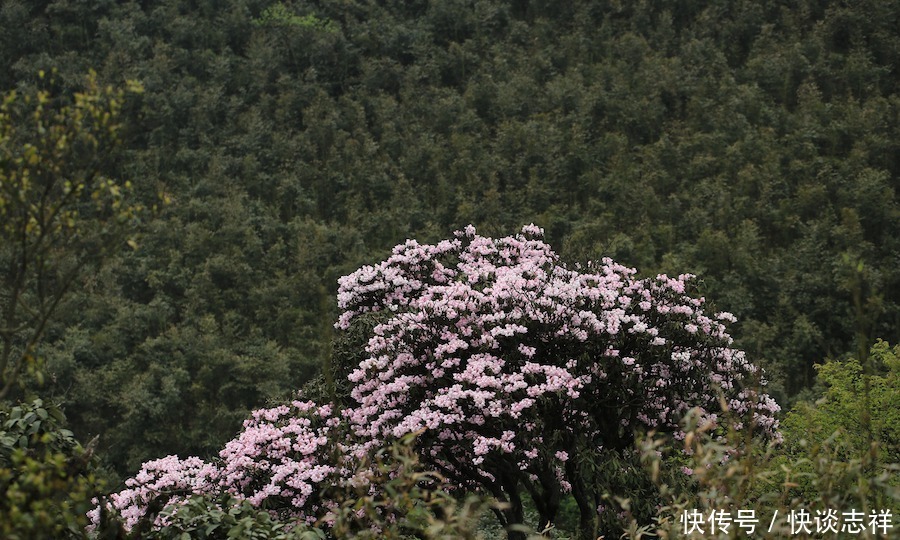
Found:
2,0 -> 898,483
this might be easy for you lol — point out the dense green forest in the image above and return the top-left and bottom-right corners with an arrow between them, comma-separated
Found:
1,1 -> 898,532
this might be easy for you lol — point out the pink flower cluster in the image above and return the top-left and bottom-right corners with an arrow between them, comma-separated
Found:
89,455 -> 219,531
218,400 -> 341,521
95,400 -> 344,530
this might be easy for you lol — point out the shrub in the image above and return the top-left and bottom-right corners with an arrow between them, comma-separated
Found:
0,399 -> 102,539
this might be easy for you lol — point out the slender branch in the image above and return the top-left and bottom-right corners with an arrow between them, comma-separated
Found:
0,252 -> 88,400
0,321 -> 30,336
0,211 -> 30,378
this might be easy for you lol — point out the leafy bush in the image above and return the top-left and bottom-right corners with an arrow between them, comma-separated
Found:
0,399 -> 102,539
623,387 -> 899,539
782,340 -> 900,465
137,494 -> 326,540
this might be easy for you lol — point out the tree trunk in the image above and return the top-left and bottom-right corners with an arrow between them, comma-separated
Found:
566,460 -> 598,540
499,470 -> 527,540
523,465 -> 562,530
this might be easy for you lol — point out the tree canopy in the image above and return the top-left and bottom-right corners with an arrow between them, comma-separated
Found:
0,72 -> 142,400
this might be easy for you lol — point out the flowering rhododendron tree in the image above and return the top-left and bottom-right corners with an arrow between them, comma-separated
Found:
95,400 -> 345,532
89,455 -> 219,532
336,224 -> 780,535
98,225 -> 780,540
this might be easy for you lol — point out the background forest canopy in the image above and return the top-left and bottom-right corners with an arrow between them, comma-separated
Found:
0,0 -> 898,487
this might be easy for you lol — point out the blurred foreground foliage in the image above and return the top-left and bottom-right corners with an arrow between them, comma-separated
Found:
0,399 -> 101,539
618,342 -> 899,540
